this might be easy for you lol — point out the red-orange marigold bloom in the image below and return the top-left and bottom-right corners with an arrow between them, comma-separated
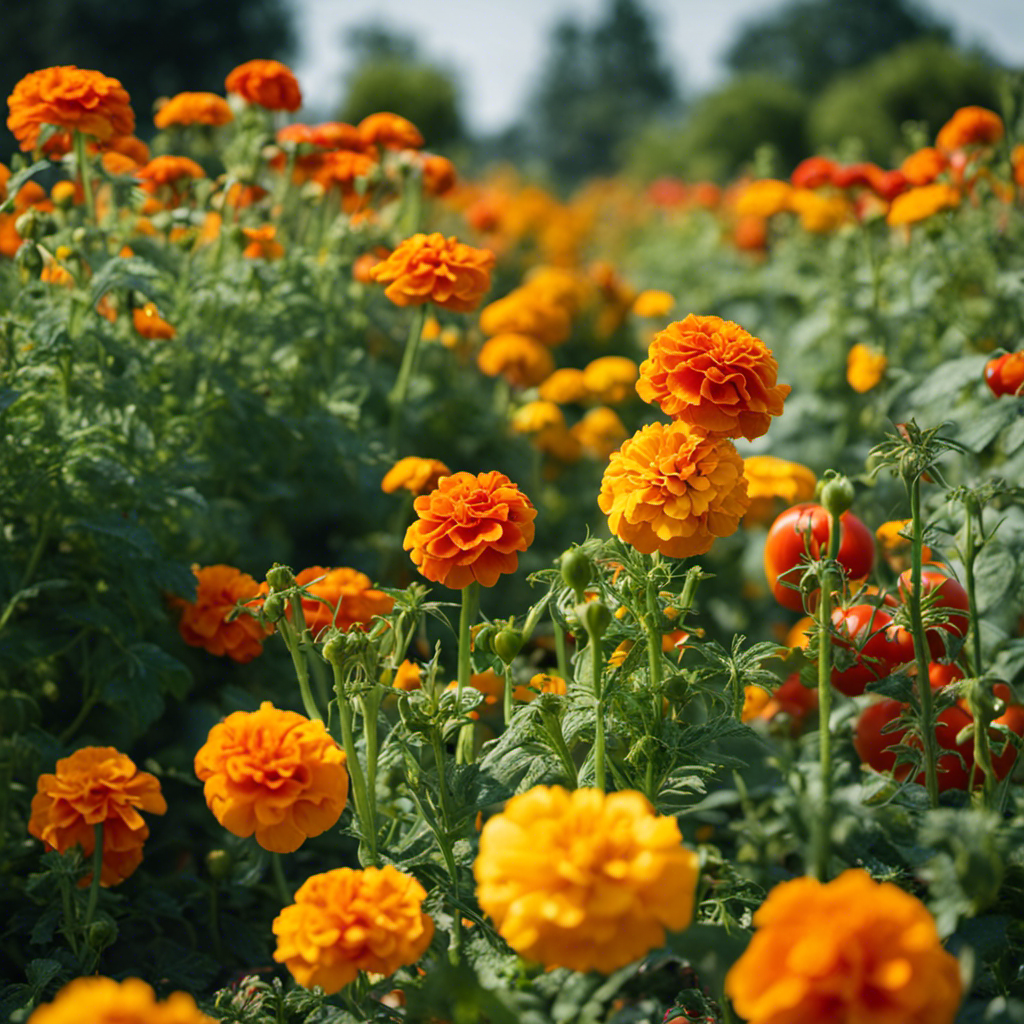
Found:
173,564 -> 269,663
381,456 -> 451,495
135,155 -> 204,194
7,66 -> 134,151
790,156 -> 838,190
292,566 -> 393,635
273,865 -> 434,993
28,747 -> 166,887
100,151 -> 139,176
154,91 -> 233,129
478,334 -> 555,388
404,470 -> 536,588
370,232 -> 494,312
901,146 -> 947,186
313,149 -> 377,194
637,315 -> 790,440
225,59 -> 302,111
936,105 -> 1004,152
598,421 -> 750,559
26,976 -> 216,1024
194,701 -> 348,854
392,660 -> 423,691
309,121 -> 363,150
358,112 -> 424,150
419,153 -> 458,196
220,182 -> 268,209
133,303 -> 176,340
725,869 -> 962,1024
242,225 -> 285,260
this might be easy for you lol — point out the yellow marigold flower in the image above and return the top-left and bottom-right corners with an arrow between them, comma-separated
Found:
479,288 -> 571,346
632,289 -> 675,318
877,519 -> 932,569
734,179 -> 793,219
392,659 -> 422,691
571,406 -> 627,460
886,184 -> 960,227
273,865 -> 434,993
381,456 -> 451,496
847,342 -> 888,393
742,455 -> 816,524
474,785 -> 698,973
28,747 -> 166,887
936,105 -> 1003,152
582,356 -> 638,405
154,91 -> 233,129
26,976 -> 216,1024
901,146 -> 947,186
526,672 -> 567,696
195,701 -> 348,854
511,400 -> 565,436
370,232 -> 494,313
242,225 -> 285,261
539,367 -> 590,405
522,265 -> 588,314
478,334 -> 555,388
598,421 -> 750,559
638,315 -> 790,440
788,189 -> 849,233
725,869 -> 962,1024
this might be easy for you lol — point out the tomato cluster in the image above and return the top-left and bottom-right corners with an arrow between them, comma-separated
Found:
984,351 -> 1024,397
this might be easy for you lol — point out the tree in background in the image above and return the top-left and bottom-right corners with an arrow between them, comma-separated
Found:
338,24 -> 463,149
725,0 -> 952,93
809,40 -> 1002,162
528,0 -> 679,185
0,0 -> 294,146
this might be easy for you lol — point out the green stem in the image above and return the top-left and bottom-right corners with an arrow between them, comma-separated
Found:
83,823 -> 104,930
455,583 -> 478,765
73,130 -> 95,223
586,622 -> 606,790
332,663 -> 378,866
543,710 -> 578,787
502,663 -> 513,728
963,496 -> 985,679
358,689 -> 382,851
908,476 -> 941,808
426,729 -> 462,962
271,853 -> 292,905
58,873 -> 79,957
553,612 -> 569,682
388,307 -> 428,446
280,601 -> 321,723
643,574 -> 665,801
0,511 -> 53,635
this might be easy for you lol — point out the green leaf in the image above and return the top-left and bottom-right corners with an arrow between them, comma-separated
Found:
972,543 -> 1017,614
908,356 -> 988,406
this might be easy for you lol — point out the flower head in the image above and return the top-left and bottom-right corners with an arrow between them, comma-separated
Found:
133,303 -> 176,340
7,66 -> 134,151
392,659 -> 423,691
479,289 -> 571,346
598,421 -> 749,559
474,786 -> 698,973
571,406 -> 627,460
293,566 -> 393,635
404,470 -> 536,588
847,342 -> 888,393
313,149 -> 377,195
28,747 -> 166,886
632,289 -> 675,318
734,179 -> 793,219
725,869 -> 962,1024
936,105 -> 1003,152
637,315 -> 789,439
370,232 -> 494,313
154,91 -> 233,129
419,153 -> 458,196
478,334 -> 555,388
539,367 -> 591,405
886,184 -> 960,227
242,225 -> 285,260
358,112 -> 424,150
135,155 -> 204,195
381,456 -> 451,496
195,701 -> 348,854
742,455 -> 816,524
901,147 -> 947,186
26,976 -> 215,1024
273,865 -> 434,993
172,564 -> 269,663
225,59 -> 302,111
582,356 -> 638,405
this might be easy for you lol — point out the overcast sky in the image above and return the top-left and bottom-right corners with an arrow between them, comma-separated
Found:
293,0 -> 1024,130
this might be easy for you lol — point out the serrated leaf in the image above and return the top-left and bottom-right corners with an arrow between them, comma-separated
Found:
972,543 -> 1017,614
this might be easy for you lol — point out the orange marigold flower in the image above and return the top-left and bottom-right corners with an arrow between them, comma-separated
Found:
0,163 -> 9,202
511,400 -> 565,437
225,59 -> 302,111
100,151 -> 139,176
392,659 -> 422,691
40,259 -> 75,288
742,455 -> 816,524
725,869 -> 962,1024
309,121 -> 363,150
0,214 -> 20,258
173,563 -> 269,663
637,315 -> 790,440
419,153 -> 457,196
220,182 -> 268,209
571,406 -> 628,460
133,302 -> 176,340
1013,144 -> 1024,188
539,367 -> 590,405
847,342 -> 888,393
154,91 -> 233,129
273,865 -> 434,993
242,225 -> 285,260
26,976 -> 216,1024
526,672 -> 567,696
28,747 -> 166,887
382,455 -> 451,495
733,215 -> 768,252
7,66 -> 134,151
936,105 -> 1004,152
194,701 -> 348,854
901,146 -> 947,186
404,470 -> 536,589
479,289 -> 571,346
98,133 -> 150,164
582,356 -> 638,405
293,566 -> 393,635
353,250 -> 387,283
788,189 -> 850,233
314,149 -> 377,194
598,421 -> 749,559
734,179 -> 793,219
475,786 -> 698,974
790,155 -> 838,190
876,519 -> 932,570
358,111 -> 424,150
445,669 -> 506,719
370,232 -> 494,313
886,183 -> 961,226
632,289 -> 675,318
135,155 -> 204,194
478,334 -> 554,388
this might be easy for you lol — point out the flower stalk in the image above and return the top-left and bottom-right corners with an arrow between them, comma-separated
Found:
455,582 -> 478,765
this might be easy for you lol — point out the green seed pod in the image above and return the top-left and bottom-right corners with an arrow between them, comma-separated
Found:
493,627 -> 524,665
820,475 -> 855,518
261,592 -> 287,623
86,918 -> 118,952
577,600 -> 611,639
560,547 -> 593,599
206,849 -> 233,882
266,564 -> 296,592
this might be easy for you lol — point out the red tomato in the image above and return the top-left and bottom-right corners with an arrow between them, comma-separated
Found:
854,699 -> 907,773
985,352 -> 1024,398
928,662 -> 964,690
830,604 -> 910,697
897,568 -> 970,659
981,683 -> 1023,780
764,503 -> 876,611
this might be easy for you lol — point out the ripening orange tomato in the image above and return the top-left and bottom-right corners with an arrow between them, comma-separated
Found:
764,503 -> 875,611
897,568 -> 970,659
985,352 -> 1024,398
830,604 -> 912,697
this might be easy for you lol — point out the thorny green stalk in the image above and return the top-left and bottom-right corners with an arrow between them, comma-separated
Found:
73,130 -> 95,222
331,662 -> 378,867
455,583 -> 479,765
82,823 -> 104,931
388,306 -> 428,445
908,476 -> 941,808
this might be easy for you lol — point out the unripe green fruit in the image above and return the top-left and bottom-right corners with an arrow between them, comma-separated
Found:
266,564 -> 296,592
493,628 -> 524,664
560,547 -> 592,598
577,600 -> 611,639
820,475 -> 855,517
